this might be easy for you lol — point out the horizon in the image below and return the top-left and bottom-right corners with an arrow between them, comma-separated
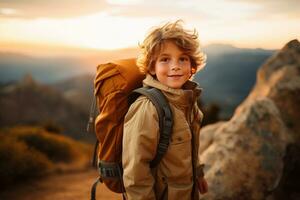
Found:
0,0 -> 299,57
0,41 -> 282,58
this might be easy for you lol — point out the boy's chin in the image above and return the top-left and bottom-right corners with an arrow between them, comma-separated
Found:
167,83 -> 184,89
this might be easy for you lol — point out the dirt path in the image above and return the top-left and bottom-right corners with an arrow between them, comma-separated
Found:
0,169 -> 122,200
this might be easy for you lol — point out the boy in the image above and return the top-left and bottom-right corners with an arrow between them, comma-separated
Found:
122,20 -> 208,200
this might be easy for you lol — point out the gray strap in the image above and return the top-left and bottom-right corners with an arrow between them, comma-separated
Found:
87,95 -> 97,133
91,177 -> 101,200
87,95 -> 99,167
133,87 -> 173,168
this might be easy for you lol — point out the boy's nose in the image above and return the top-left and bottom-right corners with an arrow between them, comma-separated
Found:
171,62 -> 181,71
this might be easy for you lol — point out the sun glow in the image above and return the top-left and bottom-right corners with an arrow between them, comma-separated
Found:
0,8 -> 18,15
0,12 -> 159,50
0,0 -> 299,55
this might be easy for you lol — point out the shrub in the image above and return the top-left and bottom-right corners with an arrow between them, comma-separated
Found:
42,120 -> 63,134
0,126 -> 93,189
0,135 -> 52,187
11,127 -> 79,163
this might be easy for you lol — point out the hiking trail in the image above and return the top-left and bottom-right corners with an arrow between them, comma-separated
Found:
0,169 -> 122,200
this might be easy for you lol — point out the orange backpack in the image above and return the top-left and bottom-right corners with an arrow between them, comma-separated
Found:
87,58 -> 174,199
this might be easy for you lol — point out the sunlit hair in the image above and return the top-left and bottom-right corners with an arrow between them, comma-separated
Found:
136,20 -> 206,75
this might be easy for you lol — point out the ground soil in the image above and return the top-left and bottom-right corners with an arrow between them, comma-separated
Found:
0,169 -> 122,200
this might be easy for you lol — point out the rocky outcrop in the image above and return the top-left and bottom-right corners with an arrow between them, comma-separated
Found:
199,39 -> 300,200
248,40 -> 300,140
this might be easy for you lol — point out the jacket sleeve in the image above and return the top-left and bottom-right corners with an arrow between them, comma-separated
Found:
122,97 -> 159,200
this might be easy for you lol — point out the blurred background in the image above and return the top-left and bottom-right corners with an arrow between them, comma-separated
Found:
0,0 -> 299,200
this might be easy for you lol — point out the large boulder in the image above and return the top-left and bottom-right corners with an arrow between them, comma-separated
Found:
199,39 -> 300,200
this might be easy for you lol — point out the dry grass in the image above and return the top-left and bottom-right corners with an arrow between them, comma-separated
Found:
0,125 -> 93,189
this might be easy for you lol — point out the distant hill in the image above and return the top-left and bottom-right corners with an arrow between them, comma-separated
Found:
0,48 -> 139,83
52,74 -> 94,112
204,43 -> 274,55
0,52 -> 85,83
0,44 -> 276,119
0,75 -> 94,142
52,44 -> 276,119
194,44 -> 276,118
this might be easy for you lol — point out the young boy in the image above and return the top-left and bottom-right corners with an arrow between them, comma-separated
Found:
122,20 -> 208,200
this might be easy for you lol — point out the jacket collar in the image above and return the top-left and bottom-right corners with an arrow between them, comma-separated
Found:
143,74 -> 202,108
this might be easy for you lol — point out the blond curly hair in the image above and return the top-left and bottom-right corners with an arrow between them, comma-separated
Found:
136,20 -> 206,75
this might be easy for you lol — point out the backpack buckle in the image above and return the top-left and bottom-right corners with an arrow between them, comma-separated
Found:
98,161 -> 123,180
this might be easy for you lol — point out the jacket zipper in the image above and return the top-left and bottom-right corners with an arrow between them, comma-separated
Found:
187,102 -> 199,199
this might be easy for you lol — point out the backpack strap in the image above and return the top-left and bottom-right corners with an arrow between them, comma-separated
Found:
132,87 -> 173,168
86,95 -> 99,168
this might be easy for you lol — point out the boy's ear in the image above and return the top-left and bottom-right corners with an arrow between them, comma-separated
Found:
149,67 -> 156,75
189,67 -> 196,78
191,67 -> 196,74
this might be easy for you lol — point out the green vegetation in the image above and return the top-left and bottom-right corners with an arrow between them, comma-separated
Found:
202,103 -> 221,126
0,126 -> 92,188
197,98 -> 221,126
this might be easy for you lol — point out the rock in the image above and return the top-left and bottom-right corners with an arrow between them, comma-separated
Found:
271,143 -> 300,200
248,39 -> 300,140
200,98 -> 287,200
199,121 -> 225,155
199,39 -> 300,200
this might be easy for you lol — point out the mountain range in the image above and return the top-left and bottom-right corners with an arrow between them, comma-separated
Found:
0,75 -> 94,142
0,43 -> 277,140
194,44 -> 275,118
0,47 -> 138,83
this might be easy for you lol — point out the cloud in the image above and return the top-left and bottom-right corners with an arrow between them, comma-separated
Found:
0,0 -> 211,20
229,0 -> 300,18
0,0 -> 299,20
0,0 -> 109,18
110,0 -> 300,21
106,4 -> 209,20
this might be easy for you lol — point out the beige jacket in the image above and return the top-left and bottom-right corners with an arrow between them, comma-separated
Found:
122,75 -> 204,200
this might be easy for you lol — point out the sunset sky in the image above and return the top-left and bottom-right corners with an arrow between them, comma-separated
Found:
0,0 -> 299,56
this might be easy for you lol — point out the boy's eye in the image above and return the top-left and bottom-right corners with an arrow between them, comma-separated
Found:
179,56 -> 190,62
159,57 -> 170,62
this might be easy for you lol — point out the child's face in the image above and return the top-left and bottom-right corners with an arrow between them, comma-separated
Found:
150,40 -> 192,89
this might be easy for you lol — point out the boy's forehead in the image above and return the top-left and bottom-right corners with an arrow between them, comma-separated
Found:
156,40 -> 188,56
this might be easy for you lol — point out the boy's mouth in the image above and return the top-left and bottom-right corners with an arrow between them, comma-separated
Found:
168,75 -> 183,77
